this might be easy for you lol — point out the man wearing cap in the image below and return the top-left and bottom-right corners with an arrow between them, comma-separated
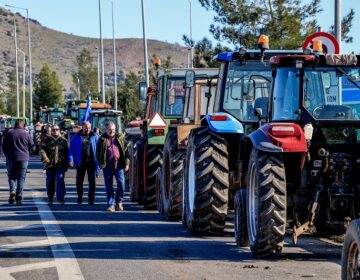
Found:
40,125 -> 68,204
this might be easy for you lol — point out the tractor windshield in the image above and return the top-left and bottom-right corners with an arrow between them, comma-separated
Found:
303,67 -> 360,120
165,78 -> 185,116
50,111 -> 64,123
223,61 -> 272,121
92,115 -> 122,134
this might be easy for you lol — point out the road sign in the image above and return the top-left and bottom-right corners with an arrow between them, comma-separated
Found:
303,32 -> 340,54
148,112 -> 167,129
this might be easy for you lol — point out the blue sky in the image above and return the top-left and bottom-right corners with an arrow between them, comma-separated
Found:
1,0 -> 359,54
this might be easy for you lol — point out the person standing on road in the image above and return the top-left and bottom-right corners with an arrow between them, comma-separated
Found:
68,121 -> 99,205
97,122 -> 129,212
40,125 -> 68,205
1,119 -> 35,205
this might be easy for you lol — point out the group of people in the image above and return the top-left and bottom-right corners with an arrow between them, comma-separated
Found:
1,119 -> 129,212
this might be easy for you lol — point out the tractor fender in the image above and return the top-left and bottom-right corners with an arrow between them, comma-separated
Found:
249,123 -> 307,153
205,113 -> 244,138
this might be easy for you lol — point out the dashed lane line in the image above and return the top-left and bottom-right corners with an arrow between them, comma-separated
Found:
32,191 -> 84,280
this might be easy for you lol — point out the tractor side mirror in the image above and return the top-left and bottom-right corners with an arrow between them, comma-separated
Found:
185,70 -> 195,88
138,82 -> 148,102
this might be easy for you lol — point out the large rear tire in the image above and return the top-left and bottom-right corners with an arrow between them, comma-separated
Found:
247,149 -> 286,258
342,219 -> 360,280
184,127 -> 229,234
161,130 -> 184,220
143,144 -> 163,209
234,189 -> 249,247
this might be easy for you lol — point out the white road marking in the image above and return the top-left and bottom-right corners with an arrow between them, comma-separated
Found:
0,205 -> 37,210
0,261 -> 56,280
0,239 -> 50,250
0,224 -> 43,232
32,192 -> 84,280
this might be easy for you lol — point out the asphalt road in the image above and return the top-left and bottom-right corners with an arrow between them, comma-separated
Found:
0,162 -> 343,280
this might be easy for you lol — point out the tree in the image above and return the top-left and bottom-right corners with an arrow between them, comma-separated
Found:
183,35 -> 231,68
198,0 -> 354,49
33,63 -> 63,109
116,72 -> 143,123
72,48 -> 98,99
2,70 -> 17,115
329,8 -> 355,43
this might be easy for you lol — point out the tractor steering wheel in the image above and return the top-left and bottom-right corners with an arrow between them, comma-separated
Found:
312,106 -> 323,118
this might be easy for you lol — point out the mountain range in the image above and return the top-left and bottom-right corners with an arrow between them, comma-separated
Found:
0,7 -> 189,93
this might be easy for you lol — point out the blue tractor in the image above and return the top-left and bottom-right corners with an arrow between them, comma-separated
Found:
182,37 -> 301,236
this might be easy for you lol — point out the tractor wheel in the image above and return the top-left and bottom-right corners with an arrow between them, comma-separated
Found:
247,149 -> 286,258
34,131 -> 42,154
156,169 -> 164,214
125,135 -> 141,192
161,130 -> 184,220
184,127 -> 229,234
342,219 -> 360,280
143,144 -> 163,210
234,189 -> 249,247
130,139 -> 144,204
128,139 -> 138,202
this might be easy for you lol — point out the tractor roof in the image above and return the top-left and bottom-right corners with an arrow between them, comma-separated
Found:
158,68 -> 219,78
270,54 -> 360,67
214,50 -> 303,62
78,103 -> 112,109
91,109 -> 123,115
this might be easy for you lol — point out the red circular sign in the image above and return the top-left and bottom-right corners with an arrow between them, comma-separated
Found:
303,32 -> 340,54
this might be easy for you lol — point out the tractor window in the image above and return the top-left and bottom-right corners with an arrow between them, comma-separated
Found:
303,67 -> 360,120
183,80 -> 216,121
223,61 -> 272,121
149,95 -> 157,117
165,78 -> 185,116
272,68 -> 300,121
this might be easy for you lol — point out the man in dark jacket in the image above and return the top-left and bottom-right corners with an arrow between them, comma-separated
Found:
97,122 -> 129,212
40,125 -> 69,205
2,119 -> 35,205
68,121 -> 99,205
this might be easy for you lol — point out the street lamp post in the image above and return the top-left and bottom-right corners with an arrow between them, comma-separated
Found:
99,0 -> 106,103
188,0 -> 193,69
111,1 -> 118,110
335,0 -> 341,52
141,0 -> 149,87
18,48 -> 26,118
5,5 -> 33,123
13,18 -> 20,117
95,47 -> 101,96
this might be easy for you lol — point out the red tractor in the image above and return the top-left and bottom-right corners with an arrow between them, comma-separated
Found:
239,47 -> 360,257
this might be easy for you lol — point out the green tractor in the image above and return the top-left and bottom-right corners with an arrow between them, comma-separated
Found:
128,68 -> 218,209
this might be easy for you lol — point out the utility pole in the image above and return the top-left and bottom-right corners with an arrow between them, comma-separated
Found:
99,0 -> 106,103
141,0 -> 149,87
112,1 -> 118,110
335,0 -> 341,52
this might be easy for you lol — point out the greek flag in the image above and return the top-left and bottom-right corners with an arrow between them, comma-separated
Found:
82,95 -> 92,122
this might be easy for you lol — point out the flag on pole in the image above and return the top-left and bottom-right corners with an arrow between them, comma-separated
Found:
82,95 -> 92,122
